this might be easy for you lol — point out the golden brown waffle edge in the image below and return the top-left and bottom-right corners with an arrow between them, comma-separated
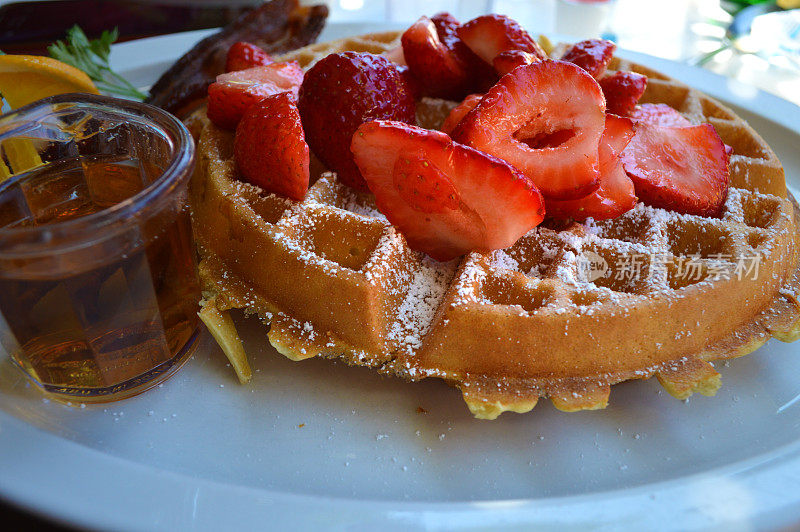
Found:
188,31 -> 800,419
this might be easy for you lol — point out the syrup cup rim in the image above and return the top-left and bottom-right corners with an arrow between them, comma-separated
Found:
0,93 -> 195,257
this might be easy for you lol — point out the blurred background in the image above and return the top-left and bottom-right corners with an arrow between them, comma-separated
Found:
0,0 -> 797,101
318,0 -> 800,105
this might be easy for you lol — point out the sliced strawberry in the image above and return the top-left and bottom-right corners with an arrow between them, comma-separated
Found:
396,65 -> 423,100
351,121 -> 545,261
430,12 -> 463,40
561,39 -> 616,79
599,71 -> 647,116
621,122 -> 729,217
401,13 -> 495,100
298,52 -> 416,191
457,14 -> 547,68
225,41 -> 273,72
440,93 -> 482,135
598,115 -> 636,164
234,92 -> 309,201
207,62 -> 304,130
452,60 -> 606,200
401,16 -> 466,99
631,103 -> 733,156
380,45 -> 420,97
492,49 -> 542,76
548,114 -> 636,220
430,12 -> 498,91
630,103 -> 690,127
381,46 -> 425,99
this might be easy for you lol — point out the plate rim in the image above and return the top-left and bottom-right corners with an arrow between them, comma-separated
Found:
4,406 -> 800,530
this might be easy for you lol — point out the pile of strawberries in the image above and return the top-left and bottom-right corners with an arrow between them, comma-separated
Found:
206,14 -> 730,262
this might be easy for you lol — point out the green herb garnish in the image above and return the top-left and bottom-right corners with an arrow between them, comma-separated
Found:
48,25 -> 148,101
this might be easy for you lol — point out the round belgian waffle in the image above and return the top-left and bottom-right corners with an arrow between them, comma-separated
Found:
188,31 -> 800,419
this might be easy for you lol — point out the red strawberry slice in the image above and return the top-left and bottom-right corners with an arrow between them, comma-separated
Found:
631,103 -> 733,155
207,62 -> 304,130
451,60 -> 606,200
492,49 -> 542,76
440,93 -> 482,135
401,14 -> 463,97
225,41 -> 273,72
560,39 -> 616,79
431,12 -> 463,39
380,45 -> 421,98
351,121 -> 545,261
401,13 -> 495,100
431,12 -> 498,90
599,71 -> 647,116
630,103 -> 691,127
457,14 -> 547,67
298,52 -> 416,191
620,122 -> 729,217
548,114 -> 636,220
234,92 -> 309,201
396,65 -> 423,100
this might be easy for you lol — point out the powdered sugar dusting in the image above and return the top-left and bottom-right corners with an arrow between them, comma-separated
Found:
491,249 -> 519,271
454,254 -> 488,303
340,186 -> 387,221
365,227 -> 406,282
388,256 -> 457,355
196,73 -> 800,415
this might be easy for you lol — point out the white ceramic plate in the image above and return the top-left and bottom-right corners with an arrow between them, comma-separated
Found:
2,24 -> 800,531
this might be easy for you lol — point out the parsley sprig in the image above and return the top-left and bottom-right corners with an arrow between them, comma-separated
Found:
48,25 -> 148,101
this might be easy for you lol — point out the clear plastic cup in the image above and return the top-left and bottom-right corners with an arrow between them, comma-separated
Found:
0,93 -> 200,402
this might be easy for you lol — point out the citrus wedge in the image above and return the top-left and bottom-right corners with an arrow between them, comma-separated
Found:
0,55 -> 98,182
0,55 -> 98,109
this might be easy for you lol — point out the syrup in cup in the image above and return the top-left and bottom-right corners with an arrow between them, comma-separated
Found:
0,93 -> 200,402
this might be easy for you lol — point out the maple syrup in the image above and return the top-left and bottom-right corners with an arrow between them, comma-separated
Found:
0,154 -> 199,400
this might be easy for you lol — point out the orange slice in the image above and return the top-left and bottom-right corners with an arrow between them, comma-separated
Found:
0,54 -> 98,109
0,55 -> 98,181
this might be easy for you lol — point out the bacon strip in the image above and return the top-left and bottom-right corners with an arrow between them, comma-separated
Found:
147,0 -> 327,117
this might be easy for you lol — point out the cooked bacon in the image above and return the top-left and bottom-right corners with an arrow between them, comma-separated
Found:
147,0 -> 327,117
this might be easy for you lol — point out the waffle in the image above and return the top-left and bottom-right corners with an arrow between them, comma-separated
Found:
189,31 -> 800,419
